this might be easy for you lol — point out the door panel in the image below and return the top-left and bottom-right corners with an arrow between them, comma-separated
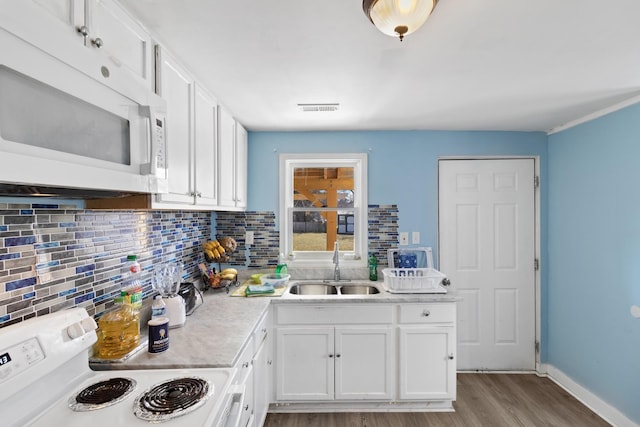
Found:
439,158 -> 535,370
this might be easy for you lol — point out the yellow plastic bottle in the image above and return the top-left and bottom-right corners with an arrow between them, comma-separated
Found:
96,292 -> 140,359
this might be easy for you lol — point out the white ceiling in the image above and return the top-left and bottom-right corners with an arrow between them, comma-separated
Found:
118,0 -> 640,132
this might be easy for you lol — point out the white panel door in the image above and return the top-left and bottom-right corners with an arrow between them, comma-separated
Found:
439,159 -> 536,370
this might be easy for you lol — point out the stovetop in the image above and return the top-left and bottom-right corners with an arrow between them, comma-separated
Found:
28,368 -> 234,427
0,308 -> 237,427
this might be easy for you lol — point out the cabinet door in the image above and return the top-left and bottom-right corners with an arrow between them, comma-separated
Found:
398,326 -> 456,400
87,0 -> 153,89
252,338 -> 270,427
0,0 -> 151,90
234,122 -> 248,209
240,365 -> 254,427
334,327 -> 394,400
276,328 -> 334,401
217,106 -> 237,208
193,84 -> 218,207
155,46 -> 194,205
0,0 -> 85,56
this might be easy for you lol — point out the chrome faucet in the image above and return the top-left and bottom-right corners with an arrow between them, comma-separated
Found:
332,241 -> 340,281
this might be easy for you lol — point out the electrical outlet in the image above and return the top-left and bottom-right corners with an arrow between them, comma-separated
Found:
412,231 -> 420,244
399,232 -> 409,246
245,230 -> 254,245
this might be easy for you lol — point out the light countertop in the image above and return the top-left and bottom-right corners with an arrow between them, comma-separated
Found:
90,279 -> 458,371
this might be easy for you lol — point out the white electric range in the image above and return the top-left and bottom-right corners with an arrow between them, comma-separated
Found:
0,308 -> 244,427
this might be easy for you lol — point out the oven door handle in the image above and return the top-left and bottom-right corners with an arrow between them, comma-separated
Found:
220,384 -> 245,427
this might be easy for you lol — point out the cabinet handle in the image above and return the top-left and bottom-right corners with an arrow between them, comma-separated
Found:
91,37 -> 104,48
196,192 -> 202,198
328,354 -> 333,358
448,354 -> 454,360
336,354 -> 341,358
422,310 -> 431,317
242,361 -> 249,368
76,25 -> 89,37
244,404 -> 249,411
262,328 -> 267,333
442,278 -> 451,287
267,360 -> 273,365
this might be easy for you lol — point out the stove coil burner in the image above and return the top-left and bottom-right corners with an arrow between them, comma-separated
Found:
133,376 -> 213,422
68,377 -> 137,411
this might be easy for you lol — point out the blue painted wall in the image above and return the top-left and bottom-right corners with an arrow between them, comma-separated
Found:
247,129 -> 550,359
247,131 -> 547,255
548,104 -> 640,423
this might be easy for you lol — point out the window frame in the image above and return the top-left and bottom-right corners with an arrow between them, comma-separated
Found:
279,153 -> 368,268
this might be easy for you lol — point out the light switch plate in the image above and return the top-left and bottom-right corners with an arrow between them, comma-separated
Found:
245,230 -> 254,245
412,231 -> 420,244
399,232 -> 409,246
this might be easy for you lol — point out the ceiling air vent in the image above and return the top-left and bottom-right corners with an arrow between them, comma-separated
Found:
298,103 -> 339,112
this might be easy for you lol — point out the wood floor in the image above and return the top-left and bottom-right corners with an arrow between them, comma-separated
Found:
263,373 -> 611,427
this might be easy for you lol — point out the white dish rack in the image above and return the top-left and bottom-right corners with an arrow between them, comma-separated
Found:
383,247 -> 448,294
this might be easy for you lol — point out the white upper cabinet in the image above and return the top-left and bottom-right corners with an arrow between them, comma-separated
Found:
154,46 -> 194,206
234,121 -> 248,210
193,84 -> 219,207
218,107 -> 248,211
153,46 -> 221,210
0,0 -> 153,91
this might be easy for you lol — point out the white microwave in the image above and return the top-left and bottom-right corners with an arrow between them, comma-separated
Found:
0,27 -> 168,195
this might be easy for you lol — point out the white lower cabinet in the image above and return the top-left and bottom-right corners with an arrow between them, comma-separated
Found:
397,303 -> 457,401
398,325 -> 456,400
276,326 -> 393,401
235,311 -> 271,427
335,327 -> 394,400
274,305 -> 394,402
252,337 -> 271,427
272,301 -> 457,411
234,336 -> 254,427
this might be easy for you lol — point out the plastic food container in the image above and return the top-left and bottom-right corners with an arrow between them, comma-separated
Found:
259,273 -> 291,288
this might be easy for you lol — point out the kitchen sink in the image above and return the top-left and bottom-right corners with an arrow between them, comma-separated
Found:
286,281 -> 381,296
288,283 -> 338,295
339,284 -> 380,295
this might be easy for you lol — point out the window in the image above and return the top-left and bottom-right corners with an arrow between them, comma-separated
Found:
279,153 -> 367,267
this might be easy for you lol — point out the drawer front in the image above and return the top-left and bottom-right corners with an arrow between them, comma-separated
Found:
252,311 -> 269,351
233,336 -> 254,385
276,305 -> 393,325
399,303 -> 455,324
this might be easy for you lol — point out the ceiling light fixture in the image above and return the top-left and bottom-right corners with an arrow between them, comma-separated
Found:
362,0 -> 438,42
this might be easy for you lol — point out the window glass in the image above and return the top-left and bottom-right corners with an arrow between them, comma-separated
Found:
280,154 -> 367,267
292,166 -> 355,252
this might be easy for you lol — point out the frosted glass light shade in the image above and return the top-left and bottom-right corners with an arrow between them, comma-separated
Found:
363,0 -> 437,41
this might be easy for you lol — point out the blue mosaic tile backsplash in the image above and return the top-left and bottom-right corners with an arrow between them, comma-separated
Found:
1,203 -> 400,328
0,203 -> 211,328
214,205 -> 399,268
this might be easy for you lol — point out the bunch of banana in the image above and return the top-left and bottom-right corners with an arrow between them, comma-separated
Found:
203,239 -> 226,261
217,268 -> 238,280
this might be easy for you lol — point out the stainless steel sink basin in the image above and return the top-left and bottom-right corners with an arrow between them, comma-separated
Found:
286,281 -> 381,296
288,283 -> 338,295
339,284 -> 380,295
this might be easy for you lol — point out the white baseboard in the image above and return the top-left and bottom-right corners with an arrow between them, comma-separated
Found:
539,363 -> 638,427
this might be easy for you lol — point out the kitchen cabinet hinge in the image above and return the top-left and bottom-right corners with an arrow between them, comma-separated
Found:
534,258 -> 539,271
534,175 -> 540,189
